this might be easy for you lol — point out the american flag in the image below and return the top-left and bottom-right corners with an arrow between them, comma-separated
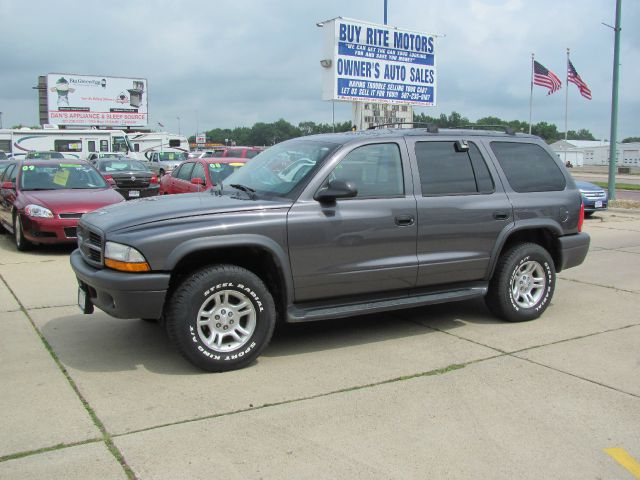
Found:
568,60 -> 592,100
533,61 -> 562,95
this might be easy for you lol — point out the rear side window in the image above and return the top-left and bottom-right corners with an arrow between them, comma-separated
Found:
177,162 -> 194,180
491,142 -> 566,192
415,141 -> 494,196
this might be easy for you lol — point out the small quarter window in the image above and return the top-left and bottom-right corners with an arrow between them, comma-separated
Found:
491,142 -> 566,192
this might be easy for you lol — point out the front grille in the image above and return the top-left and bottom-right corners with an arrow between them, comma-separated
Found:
115,177 -> 151,188
64,227 -> 77,238
78,223 -> 104,267
59,213 -> 83,219
583,191 -> 605,199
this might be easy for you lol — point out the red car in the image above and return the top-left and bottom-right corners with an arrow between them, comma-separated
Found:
0,160 -> 125,250
212,146 -> 264,159
159,157 -> 248,195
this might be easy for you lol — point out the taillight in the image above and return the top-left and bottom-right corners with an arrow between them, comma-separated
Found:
578,201 -> 584,232
150,174 -> 158,184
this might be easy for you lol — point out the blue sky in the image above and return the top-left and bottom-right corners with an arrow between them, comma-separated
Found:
1,0 -> 638,140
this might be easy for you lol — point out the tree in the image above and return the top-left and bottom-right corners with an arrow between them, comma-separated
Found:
622,137 -> 640,143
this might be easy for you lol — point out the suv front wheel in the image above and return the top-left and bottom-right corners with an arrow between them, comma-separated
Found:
485,242 -> 555,322
166,264 -> 276,371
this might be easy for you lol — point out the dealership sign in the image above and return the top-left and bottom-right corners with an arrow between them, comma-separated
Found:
320,18 -> 437,106
46,73 -> 148,127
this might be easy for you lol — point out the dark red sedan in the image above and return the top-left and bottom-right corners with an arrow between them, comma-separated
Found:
159,157 -> 248,195
0,160 -> 125,250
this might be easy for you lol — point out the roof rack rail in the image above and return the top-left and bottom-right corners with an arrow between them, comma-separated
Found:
367,122 -> 439,133
453,124 -> 517,135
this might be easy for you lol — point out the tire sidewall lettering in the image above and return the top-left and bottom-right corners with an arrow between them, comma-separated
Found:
508,254 -> 553,314
190,282 -> 264,361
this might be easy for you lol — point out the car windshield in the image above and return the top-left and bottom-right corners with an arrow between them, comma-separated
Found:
208,162 -> 245,185
159,152 -> 185,162
26,151 -> 65,160
19,163 -> 108,190
98,160 -> 149,172
221,139 -> 338,197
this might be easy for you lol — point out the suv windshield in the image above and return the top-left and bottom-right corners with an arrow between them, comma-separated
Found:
20,163 -> 108,190
222,139 -> 338,197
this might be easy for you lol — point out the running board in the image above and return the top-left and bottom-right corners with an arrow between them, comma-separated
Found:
286,285 -> 487,323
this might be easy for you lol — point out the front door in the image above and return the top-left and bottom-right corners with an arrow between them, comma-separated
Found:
287,142 -> 418,302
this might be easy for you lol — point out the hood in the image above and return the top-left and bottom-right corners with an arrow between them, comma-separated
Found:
575,181 -> 604,192
21,188 -> 124,214
106,170 -> 152,178
81,191 -> 292,232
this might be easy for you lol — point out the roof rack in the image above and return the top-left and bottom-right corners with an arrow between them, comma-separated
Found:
453,124 -> 517,135
367,122 -> 439,133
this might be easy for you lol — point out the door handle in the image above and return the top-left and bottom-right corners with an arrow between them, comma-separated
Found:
395,215 -> 415,226
493,211 -> 509,220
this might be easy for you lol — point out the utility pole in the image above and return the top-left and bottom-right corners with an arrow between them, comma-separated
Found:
607,0 -> 622,201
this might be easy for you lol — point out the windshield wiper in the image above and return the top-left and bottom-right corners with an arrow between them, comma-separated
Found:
229,183 -> 257,200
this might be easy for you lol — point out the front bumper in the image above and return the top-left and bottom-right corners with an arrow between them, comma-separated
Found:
21,214 -> 79,244
557,232 -> 590,272
70,249 -> 170,319
114,185 -> 160,200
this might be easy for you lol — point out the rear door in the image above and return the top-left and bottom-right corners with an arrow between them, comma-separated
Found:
287,140 -> 418,302
405,137 -> 513,286
173,162 -> 195,194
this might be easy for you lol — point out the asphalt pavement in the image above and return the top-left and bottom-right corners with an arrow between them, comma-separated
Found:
1,210 -> 639,479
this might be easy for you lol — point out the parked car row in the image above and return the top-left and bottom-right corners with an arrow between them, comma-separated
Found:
0,159 -> 124,250
0,151 -> 255,250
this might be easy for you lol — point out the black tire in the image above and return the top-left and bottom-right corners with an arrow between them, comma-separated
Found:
166,264 -> 276,372
13,214 -> 32,251
485,242 -> 555,322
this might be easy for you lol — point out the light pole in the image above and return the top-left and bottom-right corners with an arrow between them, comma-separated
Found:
607,0 -> 622,201
176,116 -> 181,135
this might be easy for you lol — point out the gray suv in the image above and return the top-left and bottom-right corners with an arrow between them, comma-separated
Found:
71,127 -> 590,371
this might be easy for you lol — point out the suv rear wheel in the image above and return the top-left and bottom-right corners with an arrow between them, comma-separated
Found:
485,242 -> 555,322
166,264 -> 276,371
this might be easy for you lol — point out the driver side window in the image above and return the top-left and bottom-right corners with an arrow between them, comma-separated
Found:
326,143 -> 404,198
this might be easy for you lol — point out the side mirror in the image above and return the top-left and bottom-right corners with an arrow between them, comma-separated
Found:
103,175 -> 117,187
314,179 -> 358,203
2,181 -> 15,190
191,177 -> 205,186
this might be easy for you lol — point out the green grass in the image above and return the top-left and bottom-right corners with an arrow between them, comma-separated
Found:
591,181 -> 640,191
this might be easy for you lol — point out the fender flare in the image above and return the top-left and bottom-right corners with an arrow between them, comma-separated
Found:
165,234 -> 294,304
487,219 -> 563,279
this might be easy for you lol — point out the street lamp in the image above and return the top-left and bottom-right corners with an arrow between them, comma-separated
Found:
176,116 -> 181,135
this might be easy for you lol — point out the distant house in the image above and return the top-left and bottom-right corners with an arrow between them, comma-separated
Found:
550,140 -> 640,167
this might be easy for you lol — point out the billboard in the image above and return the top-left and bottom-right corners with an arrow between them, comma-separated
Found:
320,18 -> 437,107
46,73 -> 148,127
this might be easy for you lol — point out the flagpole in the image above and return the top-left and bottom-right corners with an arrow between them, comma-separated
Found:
564,48 -> 569,165
565,48 -> 569,143
529,53 -> 534,134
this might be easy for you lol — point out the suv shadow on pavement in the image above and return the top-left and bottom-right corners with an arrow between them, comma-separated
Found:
38,299 -> 496,374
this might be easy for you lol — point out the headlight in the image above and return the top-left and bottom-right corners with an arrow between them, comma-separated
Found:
104,241 -> 150,272
24,204 -> 53,218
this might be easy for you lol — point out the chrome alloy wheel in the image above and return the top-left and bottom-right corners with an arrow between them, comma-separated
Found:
196,289 -> 256,352
510,260 -> 546,309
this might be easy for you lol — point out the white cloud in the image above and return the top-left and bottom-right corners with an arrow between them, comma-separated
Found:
0,0 -> 637,139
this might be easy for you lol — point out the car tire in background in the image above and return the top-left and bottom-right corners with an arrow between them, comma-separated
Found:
13,214 -> 31,251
